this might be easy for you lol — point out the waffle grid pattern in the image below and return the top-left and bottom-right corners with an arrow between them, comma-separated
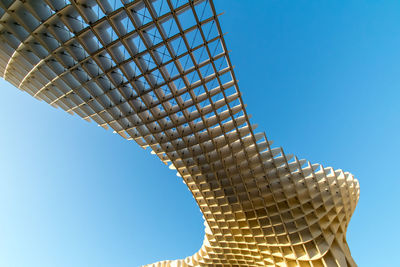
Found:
0,0 -> 360,266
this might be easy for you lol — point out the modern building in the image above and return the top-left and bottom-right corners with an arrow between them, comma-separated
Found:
0,0 -> 359,266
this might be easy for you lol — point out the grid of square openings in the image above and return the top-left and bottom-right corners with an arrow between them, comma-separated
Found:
0,0 -> 242,152
0,1 -> 360,266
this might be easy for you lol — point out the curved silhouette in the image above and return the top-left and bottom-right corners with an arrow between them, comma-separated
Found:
0,0 -> 359,266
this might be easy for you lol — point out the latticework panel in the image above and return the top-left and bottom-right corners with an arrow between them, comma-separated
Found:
0,0 -> 359,266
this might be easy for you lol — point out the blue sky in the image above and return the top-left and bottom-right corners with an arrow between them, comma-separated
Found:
1,1 -> 399,266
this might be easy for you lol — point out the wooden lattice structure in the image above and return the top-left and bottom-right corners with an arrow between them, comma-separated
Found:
0,0 -> 360,266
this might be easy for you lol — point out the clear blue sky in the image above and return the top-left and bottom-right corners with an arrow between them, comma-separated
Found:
1,1 -> 399,266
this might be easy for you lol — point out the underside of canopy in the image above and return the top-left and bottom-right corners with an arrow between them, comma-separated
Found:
0,0 -> 359,266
